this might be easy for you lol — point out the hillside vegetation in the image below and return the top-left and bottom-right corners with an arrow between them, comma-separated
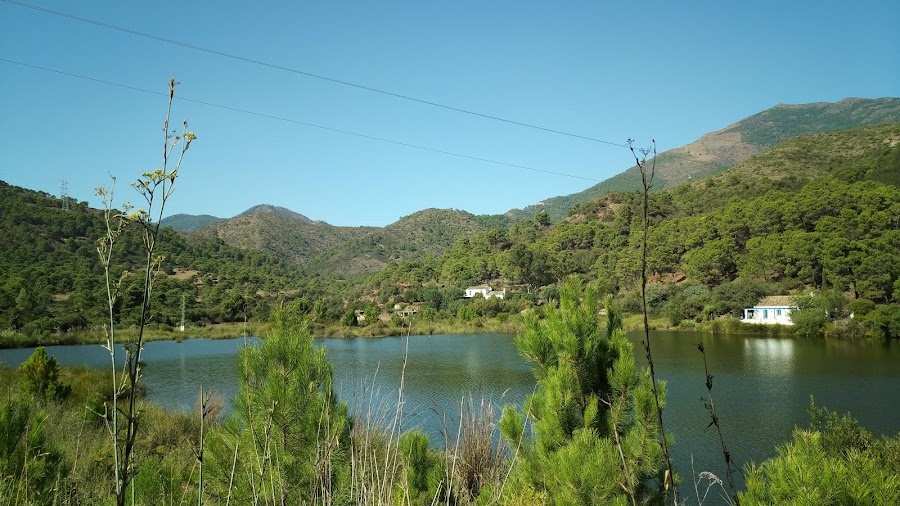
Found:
2,119 -> 899,343
363,123 -> 900,339
159,213 -> 223,232
507,97 -> 900,221
305,208 -> 493,276
198,212 -> 373,266
0,181 -> 312,342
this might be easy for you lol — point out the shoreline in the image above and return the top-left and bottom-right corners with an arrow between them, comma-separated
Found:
0,314 -> 830,350
0,322 -> 267,350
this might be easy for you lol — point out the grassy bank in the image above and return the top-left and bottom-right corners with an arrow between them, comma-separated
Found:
0,322 -> 268,349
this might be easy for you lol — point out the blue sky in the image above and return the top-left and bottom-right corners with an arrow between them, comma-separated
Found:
1,1 -> 897,226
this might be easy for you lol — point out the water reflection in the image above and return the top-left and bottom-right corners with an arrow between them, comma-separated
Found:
742,338 -> 795,376
321,334 -> 535,440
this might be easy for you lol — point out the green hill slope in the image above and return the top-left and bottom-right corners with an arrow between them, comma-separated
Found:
306,208 -> 490,276
507,97 -> 900,222
160,213 -> 223,232
0,181 -> 304,339
364,124 -> 899,335
198,212 -> 373,266
236,204 -> 314,222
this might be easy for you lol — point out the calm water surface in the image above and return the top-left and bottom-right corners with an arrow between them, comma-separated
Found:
2,332 -> 898,503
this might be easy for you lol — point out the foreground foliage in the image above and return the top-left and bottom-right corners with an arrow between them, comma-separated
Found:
206,305 -> 351,504
3,330 -> 899,504
499,279 -> 668,504
741,401 -> 900,505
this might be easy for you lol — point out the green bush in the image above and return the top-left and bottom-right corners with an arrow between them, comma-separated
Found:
848,298 -> 876,318
864,304 -> 900,340
206,308 -> 350,504
741,400 -> 900,505
710,280 -> 771,317
0,397 -> 66,505
19,347 -> 70,401
665,283 -> 710,325
398,430 -> 444,504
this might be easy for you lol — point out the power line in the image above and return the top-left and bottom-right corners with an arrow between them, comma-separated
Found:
0,58 -> 605,183
0,0 -> 631,149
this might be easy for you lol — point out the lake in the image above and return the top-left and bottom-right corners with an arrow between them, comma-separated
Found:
2,331 -> 898,504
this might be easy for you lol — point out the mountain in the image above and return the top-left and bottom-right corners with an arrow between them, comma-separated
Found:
407,123 -> 900,326
160,213 -> 223,232
161,204 -> 312,233
196,204 -> 496,277
694,122 -> 900,195
147,98 -> 900,282
3,121 -> 898,338
236,204 -> 314,223
567,123 -> 900,221
507,97 -> 900,221
306,208 -> 491,276
198,212 -> 373,266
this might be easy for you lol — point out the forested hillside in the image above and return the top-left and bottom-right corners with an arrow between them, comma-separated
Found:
2,123 -> 899,341
158,213 -> 223,232
305,208 -> 500,276
196,212 -> 374,265
0,181 -> 309,338
363,124 -> 900,338
507,97 -> 900,221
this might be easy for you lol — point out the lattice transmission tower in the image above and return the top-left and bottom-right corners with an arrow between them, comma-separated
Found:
60,178 -> 70,211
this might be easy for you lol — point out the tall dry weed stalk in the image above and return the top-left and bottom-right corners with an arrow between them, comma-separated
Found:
349,325 -> 410,505
628,138 -> 678,503
446,394 -> 507,504
697,341 -> 740,505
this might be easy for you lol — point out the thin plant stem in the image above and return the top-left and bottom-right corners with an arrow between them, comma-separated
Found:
225,442 -> 239,506
629,138 -> 678,503
698,341 -> 740,505
105,78 -> 194,506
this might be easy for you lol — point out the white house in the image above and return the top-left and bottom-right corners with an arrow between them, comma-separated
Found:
742,296 -> 797,325
464,285 -> 506,300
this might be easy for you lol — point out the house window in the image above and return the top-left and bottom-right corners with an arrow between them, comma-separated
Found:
776,309 -> 782,316
763,309 -> 769,319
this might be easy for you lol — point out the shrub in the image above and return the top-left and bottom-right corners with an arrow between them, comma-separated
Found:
710,280 -> 771,317
0,398 -> 66,504
340,308 -> 358,326
741,400 -> 900,504
666,283 -> 710,325
398,430 -> 444,504
206,308 -> 350,504
864,304 -> 900,340
19,347 -> 70,401
848,298 -> 876,318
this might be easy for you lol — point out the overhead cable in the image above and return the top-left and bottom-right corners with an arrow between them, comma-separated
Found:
0,58 -> 605,183
1,0 -> 632,148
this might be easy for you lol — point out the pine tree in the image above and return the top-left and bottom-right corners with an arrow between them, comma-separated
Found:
499,278 -> 668,505
207,303 -> 350,504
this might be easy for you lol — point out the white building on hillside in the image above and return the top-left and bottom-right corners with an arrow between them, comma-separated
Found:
742,296 -> 797,325
464,285 -> 506,300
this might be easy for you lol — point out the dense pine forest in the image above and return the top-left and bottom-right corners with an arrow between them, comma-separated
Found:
2,123 -> 900,344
